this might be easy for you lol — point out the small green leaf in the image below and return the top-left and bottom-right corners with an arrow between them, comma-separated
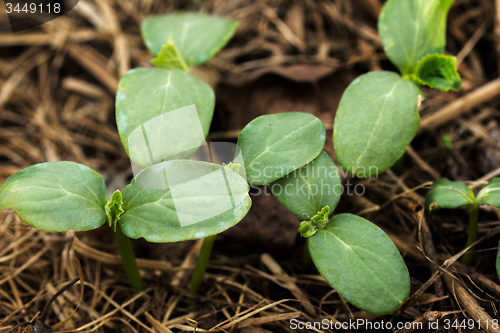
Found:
151,37 -> 189,72
223,162 -> 241,173
298,206 -> 330,238
410,54 -> 461,91
141,13 -> 239,66
311,206 -> 330,228
378,0 -> 454,75
116,68 -> 215,168
476,178 -> 500,208
271,152 -> 340,220
333,71 -> 423,178
308,214 -> 410,315
441,134 -> 454,149
106,190 -> 124,231
298,220 -> 317,238
237,112 -> 325,186
120,160 -> 251,242
425,178 -> 473,213
0,162 -> 108,232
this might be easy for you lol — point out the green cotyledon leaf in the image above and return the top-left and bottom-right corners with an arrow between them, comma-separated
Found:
333,71 -> 423,178
0,161 -> 108,232
425,178 -> 473,213
120,160 -> 251,242
271,152 -> 340,220
476,178 -> 500,208
410,54 -> 461,91
308,213 -> 410,315
378,0 -> 454,75
116,68 -> 214,168
141,12 -> 239,66
237,112 -> 326,186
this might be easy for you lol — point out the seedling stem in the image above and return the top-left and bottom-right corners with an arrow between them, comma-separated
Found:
463,202 -> 479,265
190,234 -> 216,293
115,224 -> 144,291
301,239 -> 314,271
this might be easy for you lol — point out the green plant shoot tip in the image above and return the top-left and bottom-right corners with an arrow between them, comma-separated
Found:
223,162 -> 241,173
106,190 -> 124,232
469,188 -> 475,202
298,221 -> 317,238
298,206 -> 330,238
440,134 -> 453,149
410,54 -> 461,91
151,36 -> 189,72
311,205 -> 330,228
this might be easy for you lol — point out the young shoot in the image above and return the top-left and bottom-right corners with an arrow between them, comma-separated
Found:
426,178 -> 500,271
237,117 -> 410,315
0,12 -> 243,292
333,0 -> 461,178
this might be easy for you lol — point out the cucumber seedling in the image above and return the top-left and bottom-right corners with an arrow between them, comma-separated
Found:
333,0 -> 462,178
426,178 -> 500,274
237,114 -> 411,315
0,13 -> 245,292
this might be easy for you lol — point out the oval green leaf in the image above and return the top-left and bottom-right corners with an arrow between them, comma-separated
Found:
411,54 -> 461,91
308,213 -> 410,315
141,13 -> 239,66
333,71 -> 422,178
425,178 -> 472,213
270,151 -> 341,220
120,160 -> 251,242
116,68 -> 215,168
0,162 -> 108,232
477,178 -> 500,208
237,112 -> 326,186
378,0 -> 454,75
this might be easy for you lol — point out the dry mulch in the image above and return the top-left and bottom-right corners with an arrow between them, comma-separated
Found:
1,0 -> 500,332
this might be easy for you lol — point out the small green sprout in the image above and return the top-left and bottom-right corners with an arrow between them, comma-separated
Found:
333,0 -> 461,178
441,134 -> 454,149
222,162 -> 241,173
237,120 -> 410,315
150,36 -> 189,71
106,190 -> 124,232
298,206 -> 330,238
0,12 -> 243,292
426,178 -> 500,273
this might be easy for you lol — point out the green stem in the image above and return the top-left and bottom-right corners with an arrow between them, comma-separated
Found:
301,239 -> 314,271
114,224 -> 145,291
462,203 -> 479,265
189,235 -> 216,293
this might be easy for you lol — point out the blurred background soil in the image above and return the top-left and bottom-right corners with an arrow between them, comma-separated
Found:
1,0 -> 500,332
